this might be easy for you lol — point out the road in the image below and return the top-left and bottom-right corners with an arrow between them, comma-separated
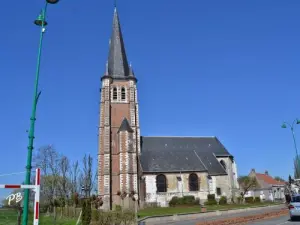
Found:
247,215 -> 300,225
143,205 -> 286,225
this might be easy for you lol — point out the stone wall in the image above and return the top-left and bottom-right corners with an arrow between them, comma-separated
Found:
144,172 -> 209,207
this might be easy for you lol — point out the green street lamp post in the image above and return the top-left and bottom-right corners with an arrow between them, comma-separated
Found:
22,1 -> 60,224
281,119 -> 300,179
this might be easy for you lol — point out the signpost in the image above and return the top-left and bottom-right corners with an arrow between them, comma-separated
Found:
0,168 -> 41,225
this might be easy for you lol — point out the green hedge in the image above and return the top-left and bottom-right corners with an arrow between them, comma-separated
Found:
245,197 -> 254,203
204,194 -> 217,205
169,196 -> 199,207
204,200 -> 217,205
207,194 -> 215,201
254,197 -> 261,202
91,210 -> 135,225
219,196 -> 227,205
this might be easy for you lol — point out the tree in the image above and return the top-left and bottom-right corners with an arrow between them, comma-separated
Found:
58,155 -> 70,207
274,176 -> 285,182
79,154 -> 96,198
238,176 -> 259,200
289,175 -> 293,185
33,145 -> 62,214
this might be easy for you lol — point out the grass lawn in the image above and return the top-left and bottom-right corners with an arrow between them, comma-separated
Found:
137,202 -> 281,218
0,209 -> 78,225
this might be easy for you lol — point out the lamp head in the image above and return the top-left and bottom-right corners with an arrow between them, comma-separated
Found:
34,12 -> 48,26
281,123 -> 287,129
46,0 -> 60,4
296,119 -> 300,125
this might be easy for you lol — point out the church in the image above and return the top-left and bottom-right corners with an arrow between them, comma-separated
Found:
97,7 -> 239,210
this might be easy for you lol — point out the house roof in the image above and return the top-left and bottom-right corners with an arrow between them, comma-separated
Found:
140,136 -> 232,156
140,136 -> 230,175
255,173 -> 285,186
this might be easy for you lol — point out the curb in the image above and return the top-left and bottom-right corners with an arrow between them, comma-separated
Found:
137,203 -> 284,223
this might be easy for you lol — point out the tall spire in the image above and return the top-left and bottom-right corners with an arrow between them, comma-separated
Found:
107,7 -> 130,79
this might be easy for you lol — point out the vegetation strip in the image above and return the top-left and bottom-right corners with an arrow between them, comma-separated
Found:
138,203 -> 282,219
196,209 -> 288,225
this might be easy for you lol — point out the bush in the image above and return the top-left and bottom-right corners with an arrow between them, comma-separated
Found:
204,199 -> 217,205
219,196 -> 227,205
169,196 -> 179,207
245,197 -> 254,203
183,195 -> 195,204
169,196 -> 199,206
254,197 -> 261,203
207,194 -> 216,201
82,199 -> 92,225
91,210 -> 135,225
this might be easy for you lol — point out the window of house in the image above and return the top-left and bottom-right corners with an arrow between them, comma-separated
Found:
121,87 -> 126,101
156,174 -> 167,192
113,87 -> 117,100
220,160 -> 226,170
189,173 -> 199,191
216,187 -> 221,196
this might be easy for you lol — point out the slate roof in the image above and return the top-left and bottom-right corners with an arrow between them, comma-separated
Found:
140,136 -> 231,156
118,118 -> 133,133
106,7 -> 136,80
140,136 -> 231,175
140,150 -> 207,173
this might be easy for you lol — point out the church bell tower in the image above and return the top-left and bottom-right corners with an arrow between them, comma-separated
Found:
98,7 -> 141,210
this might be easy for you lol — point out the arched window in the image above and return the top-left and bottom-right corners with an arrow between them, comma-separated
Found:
189,173 -> 199,191
220,160 -> 226,171
121,87 -> 126,101
156,174 -> 167,192
113,87 -> 117,100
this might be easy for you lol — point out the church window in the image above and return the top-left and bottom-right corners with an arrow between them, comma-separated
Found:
216,187 -> 221,196
189,173 -> 199,191
156,174 -> 167,192
121,87 -> 126,101
220,160 -> 226,171
113,87 -> 117,100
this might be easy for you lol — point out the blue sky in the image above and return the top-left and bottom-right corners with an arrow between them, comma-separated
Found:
1,0 -> 300,195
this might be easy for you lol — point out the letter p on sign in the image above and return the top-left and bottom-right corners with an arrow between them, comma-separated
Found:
6,194 -> 16,206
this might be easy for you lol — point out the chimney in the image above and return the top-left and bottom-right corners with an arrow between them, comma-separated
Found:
265,170 -> 269,175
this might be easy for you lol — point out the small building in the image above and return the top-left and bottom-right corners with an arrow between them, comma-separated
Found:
245,169 -> 285,201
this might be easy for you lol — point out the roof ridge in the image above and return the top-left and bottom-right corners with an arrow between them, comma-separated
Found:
142,136 -> 217,138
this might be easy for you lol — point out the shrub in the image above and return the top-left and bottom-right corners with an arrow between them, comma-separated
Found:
91,211 -> 135,225
92,209 -> 100,222
82,199 -> 92,225
245,197 -> 254,203
169,196 -> 179,207
204,199 -> 217,205
254,197 -> 261,203
115,205 -> 122,211
207,194 -> 216,201
219,196 -> 227,205
169,196 -> 199,206
183,195 -> 195,204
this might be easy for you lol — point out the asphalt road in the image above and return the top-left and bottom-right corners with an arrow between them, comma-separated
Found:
144,205 -> 286,225
246,215 -> 300,225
